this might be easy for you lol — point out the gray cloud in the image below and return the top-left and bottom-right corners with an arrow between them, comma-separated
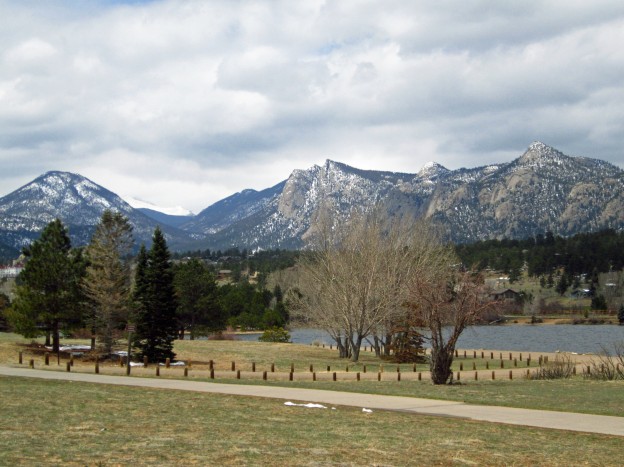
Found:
0,0 -> 622,212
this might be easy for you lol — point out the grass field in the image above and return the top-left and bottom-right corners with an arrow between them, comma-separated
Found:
2,332 -> 623,417
1,376 -> 623,466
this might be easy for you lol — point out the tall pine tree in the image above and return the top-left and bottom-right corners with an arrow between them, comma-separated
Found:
133,227 -> 178,362
83,210 -> 134,354
7,219 -> 86,352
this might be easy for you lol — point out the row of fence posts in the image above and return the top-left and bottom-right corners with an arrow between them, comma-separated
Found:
18,351 -> 554,381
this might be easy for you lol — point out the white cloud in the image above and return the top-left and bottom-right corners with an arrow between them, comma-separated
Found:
0,0 -> 623,212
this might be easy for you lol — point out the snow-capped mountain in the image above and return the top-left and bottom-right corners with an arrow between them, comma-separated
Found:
0,142 -> 622,254
0,171 -> 198,251
187,142 -> 624,249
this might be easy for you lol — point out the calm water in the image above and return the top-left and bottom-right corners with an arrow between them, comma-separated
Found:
239,325 -> 624,354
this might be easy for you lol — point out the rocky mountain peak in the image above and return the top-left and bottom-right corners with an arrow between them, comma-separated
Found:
418,161 -> 450,179
517,141 -> 566,166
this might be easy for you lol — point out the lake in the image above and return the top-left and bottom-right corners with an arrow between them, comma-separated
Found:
238,325 -> 624,354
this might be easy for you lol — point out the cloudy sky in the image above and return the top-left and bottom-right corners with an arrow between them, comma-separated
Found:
1,0 -> 623,214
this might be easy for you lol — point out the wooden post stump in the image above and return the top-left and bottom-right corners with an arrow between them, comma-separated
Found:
491,371 -> 495,380
156,366 -> 160,376
236,370 -> 241,379
252,362 -> 256,372
514,358 -> 517,367
357,372 -> 360,381
363,365 -> 367,373
271,363 -> 275,372
95,358 -> 99,374
45,353 -> 50,366
165,358 -> 170,368
327,365 -> 330,372
289,372 -> 293,381
312,372 -> 316,381
460,363 -> 463,371
144,356 -> 149,368
333,372 -> 337,381
66,362 -> 71,372
398,372 -> 401,382
263,371 -> 267,381
29,359 -> 34,369
19,352 -> 23,364
418,372 -> 422,381
309,364 -> 313,373
377,372 -> 381,381
509,370 -> 512,380
475,371 -> 478,381
500,360 -> 504,368
184,368 -> 188,377
231,361 -> 235,371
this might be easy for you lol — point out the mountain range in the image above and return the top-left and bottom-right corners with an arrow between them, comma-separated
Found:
0,141 -> 622,257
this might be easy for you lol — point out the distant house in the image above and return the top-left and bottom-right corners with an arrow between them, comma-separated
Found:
217,270 -> 232,280
490,289 -> 519,301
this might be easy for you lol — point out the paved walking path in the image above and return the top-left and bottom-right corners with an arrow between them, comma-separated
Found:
1,365 -> 623,437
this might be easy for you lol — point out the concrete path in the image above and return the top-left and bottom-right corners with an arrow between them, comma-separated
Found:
1,365 -> 623,437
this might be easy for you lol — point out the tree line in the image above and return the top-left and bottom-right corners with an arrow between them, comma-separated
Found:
3,211 -> 289,362
455,229 -> 624,281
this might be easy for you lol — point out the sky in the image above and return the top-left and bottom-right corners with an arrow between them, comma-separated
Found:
1,0 -> 623,214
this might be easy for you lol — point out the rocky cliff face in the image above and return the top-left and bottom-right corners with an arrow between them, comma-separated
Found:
195,142 -> 624,249
1,142 -> 622,253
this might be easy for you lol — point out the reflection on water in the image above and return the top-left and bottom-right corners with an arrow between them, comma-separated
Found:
237,325 -> 624,354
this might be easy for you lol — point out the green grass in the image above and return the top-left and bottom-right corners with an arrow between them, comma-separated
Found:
1,376 -> 622,466
202,376 -> 624,417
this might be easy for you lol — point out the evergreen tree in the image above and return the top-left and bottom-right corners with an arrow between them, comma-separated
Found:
555,273 -> 569,296
174,258 -> 224,339
6,219 -> 86,352
83,210 -> 134,354
134,227 -> 178,362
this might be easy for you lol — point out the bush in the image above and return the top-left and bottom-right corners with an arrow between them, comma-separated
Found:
585,343 -> 624,380
258,327 -> 291,343
533,354 -> 575,379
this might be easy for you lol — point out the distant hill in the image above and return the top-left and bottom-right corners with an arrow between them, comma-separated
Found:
0,142 -> 622,253
0,171 -> 200,252
137,208 -> 195,229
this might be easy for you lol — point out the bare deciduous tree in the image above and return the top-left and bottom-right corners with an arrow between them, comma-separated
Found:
406,265 -> 496,384
292,210 -> 432,362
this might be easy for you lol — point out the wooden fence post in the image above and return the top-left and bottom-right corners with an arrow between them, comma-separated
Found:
491,371 -> 495,380
236,370 -> 241,379
156,366 -> 160,376
357,372 -> 360,381
474,371 -> 478,380
377,372 -> 381,381
289,372 -> 293,381
210,369 -> 214,379
263,371 -> 267,381
333,372 -> 337,381
66,362 -> 71,372
29,358 -> 34,369
309,364 -> 313,373
363,365 -> 367,373
231,361 -> 235,371
144,356 -> 149,368
460,363 -> 463,371
327,365 -> 330,372
398,372 -> 401,382
252,362 -> 256,372
184,368 -> 188,377
165,358 -> 170,368
45,353 -> 50,366
418,372 -> 422,381
312,372 -> 316,381
19,351 -> 23,364
95,358 -> 99,374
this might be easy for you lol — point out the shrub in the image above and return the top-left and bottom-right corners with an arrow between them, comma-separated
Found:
258,327 -> 291,343
585,343 -> 624,380
533,354 -> 575,379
